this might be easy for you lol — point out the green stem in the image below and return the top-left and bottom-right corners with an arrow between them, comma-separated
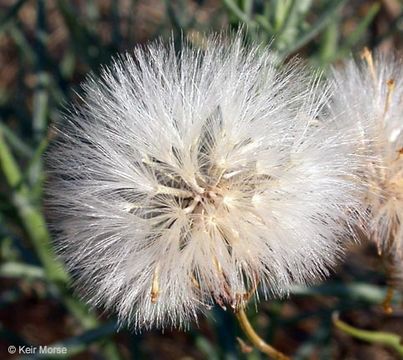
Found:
235,307 -> 289,360
332,312 -> 403,356
0,127 -> 67,283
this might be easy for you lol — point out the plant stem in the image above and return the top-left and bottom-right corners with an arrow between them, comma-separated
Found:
333,312 -> 403,356
0,127 -> 68,283
235,307 -> 290,360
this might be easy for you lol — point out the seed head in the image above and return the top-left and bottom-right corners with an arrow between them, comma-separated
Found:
47,34 -> 367,329
330,51 -> 403,257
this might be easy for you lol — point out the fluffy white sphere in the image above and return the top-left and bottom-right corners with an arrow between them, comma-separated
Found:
47,34 -> 367,329
330,51 -> 403,257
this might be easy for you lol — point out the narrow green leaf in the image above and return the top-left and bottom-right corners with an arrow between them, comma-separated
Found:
241,0 -> 254,19
291,282 -> 400,304
273,0 -> 293,32
254,14 -> 273,33
0,122 -> 33,158
0,262 -> 45,279
23,322 -> 119,359
8,25 -> 37,65
318,17 -> 340,65
281,0 -> 347,57
0,128 -> 68,283
33,0 -> 50,143
223,0 -> 256,27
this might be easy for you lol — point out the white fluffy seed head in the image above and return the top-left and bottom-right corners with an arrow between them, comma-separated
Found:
330,51 -> 403,258
46,34 -> 368,330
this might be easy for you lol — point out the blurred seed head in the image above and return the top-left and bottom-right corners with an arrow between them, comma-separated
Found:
330,50 -> 403,261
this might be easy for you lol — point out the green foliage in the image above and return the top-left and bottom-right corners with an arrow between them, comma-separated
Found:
223,0 -> 383,66
0,0 -> 402,358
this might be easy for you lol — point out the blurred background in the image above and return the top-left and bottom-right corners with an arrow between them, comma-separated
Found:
0,0 -> 403,359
